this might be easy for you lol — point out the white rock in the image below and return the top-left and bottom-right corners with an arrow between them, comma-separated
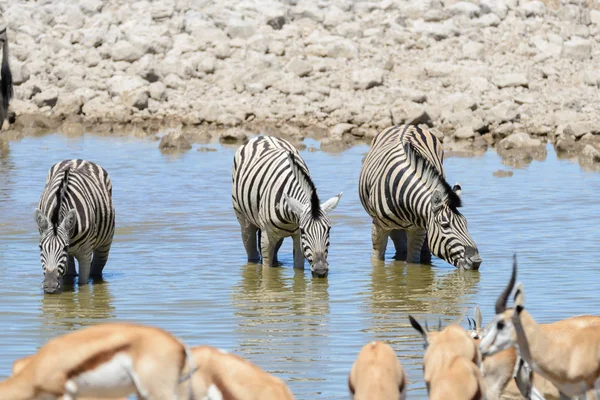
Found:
214,42 -> 232,59
107,75 -> 146,97
591,10 -> 600,25
172,34 -> 204,54
520,1 -> 546,17
148,81 -> 167,101
151,1 -> 175,20
445,93 -> 477,112
412,19 -> 459,41
111,40 -> 145,62
291,3 -> 324,22
159,130 -> 192,151
245,82 -> 265,94
287,58 -> 313,78
197,55 -> 217,74
120,88 -> 149,110
330,123 -> 356,137
449,2 -> 481,18
352,69 -> 384,90
326,40 -> 358,59
34,89 -> 59,108
80,0 -> 103,15
580,145 -> 600,164
472,13 -> 502,27
462,41 -> 485,60
11,60 -> 30,85
493,73 -> 529,88
480,0 -> 509,19
226,18 -> 257,39
455,126 -> 476,139
499,132 -> 542,149
52,93 -> 83,117
561,37 -> 592,60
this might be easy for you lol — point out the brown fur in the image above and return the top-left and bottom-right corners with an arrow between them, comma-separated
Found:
414,319 -> 485,400
475,312 -> 600,399
189,345 -> 295,400
348,341 -> 406,399
0,323 -> 188,400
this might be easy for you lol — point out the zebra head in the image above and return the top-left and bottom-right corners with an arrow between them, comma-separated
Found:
284,152 -> 342,277
33,208 -> 77,294
283,192 -> 342,277
427,183 -> 482,270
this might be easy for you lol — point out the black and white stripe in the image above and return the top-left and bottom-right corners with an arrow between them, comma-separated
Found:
0,24 -> 13,127
232,136 -> 342,277
359,125 -> 481,269
34,159 -> 115,293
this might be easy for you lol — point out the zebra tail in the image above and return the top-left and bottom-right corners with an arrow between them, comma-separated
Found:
1,36 -> 13,112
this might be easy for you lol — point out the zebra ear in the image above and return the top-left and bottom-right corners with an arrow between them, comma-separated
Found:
452,183 -> 462,198
34,209 -> 50,232
431,189 -> 445,213
320,192 -> 342,214
60,209 -> 77,233
283,193 -> 305,217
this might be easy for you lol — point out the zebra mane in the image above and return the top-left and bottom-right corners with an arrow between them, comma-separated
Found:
286,152 -> 321,219
402,142 -> 462,211
50,167 -> 71,233
1,35 -> 13,111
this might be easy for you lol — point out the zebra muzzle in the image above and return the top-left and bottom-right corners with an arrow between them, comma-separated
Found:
311,255 -> 329,277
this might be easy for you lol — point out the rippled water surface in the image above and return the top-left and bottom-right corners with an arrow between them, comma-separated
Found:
1,133 -> 599,398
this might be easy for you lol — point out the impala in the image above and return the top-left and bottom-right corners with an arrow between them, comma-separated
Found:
479,255 -> 600,400
409,314 -> 485,400
348,341 -> 406,399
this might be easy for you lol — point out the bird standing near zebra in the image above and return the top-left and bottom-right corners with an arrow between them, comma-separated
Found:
34,159 -> 115,294
0,15 -> 13,130
359,125 -> 482,269
232,136 -> 342,277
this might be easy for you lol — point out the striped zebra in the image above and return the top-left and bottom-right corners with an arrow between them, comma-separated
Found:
0,19 -> 13,128
358,125 -> 482,269
232,136 -> 342,277
34,159 -> 115,293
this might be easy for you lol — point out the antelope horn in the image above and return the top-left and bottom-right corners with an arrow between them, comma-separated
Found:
495,254 -> 518,314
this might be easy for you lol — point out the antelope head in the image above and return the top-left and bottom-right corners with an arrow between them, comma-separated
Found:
479,255 -> 519,357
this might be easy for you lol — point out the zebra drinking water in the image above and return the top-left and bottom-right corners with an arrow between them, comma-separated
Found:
232,136 -> 342,277
34,159 -> 116,293
358,125 -> 482,269
0,18 -> 13,129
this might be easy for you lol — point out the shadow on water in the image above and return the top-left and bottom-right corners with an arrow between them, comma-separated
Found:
231,263 -> 330,390
38,278 -> 116,334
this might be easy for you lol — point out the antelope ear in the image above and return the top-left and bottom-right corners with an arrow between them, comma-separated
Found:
321,192 -> 342,214
474,305 -> 483,330
431,189 -> 445,213
408,315 -> 428,346
452,183 -> 462,198
60,209 -> 77,233
34,209 -> 50,232
514,282 -> 525,314
453,308 -> 467,326
283,193 -> 305,217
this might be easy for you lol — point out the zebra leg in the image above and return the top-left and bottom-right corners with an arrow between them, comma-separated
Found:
293,232 -> 305,269
405,228 -> 427,264
90,242 -> 112,276
273,238 -> 284,266
390,230 -> 408,261
260,233 -> 278,268
420,234 -> 432,264
76,252 -> 93,285
238,216 -> 260,263
371,223 -> 389,260
66,255 -> 77,277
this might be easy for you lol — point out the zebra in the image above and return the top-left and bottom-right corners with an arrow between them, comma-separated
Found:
232,135 -> 342,277
0,19 -> 13,129
34,159 -> 115,293
358,125 -> 482,270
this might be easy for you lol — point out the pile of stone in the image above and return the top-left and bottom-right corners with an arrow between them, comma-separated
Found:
2,0 -> 600,166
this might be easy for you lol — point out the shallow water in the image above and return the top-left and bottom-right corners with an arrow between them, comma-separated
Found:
0,133 -> 599,398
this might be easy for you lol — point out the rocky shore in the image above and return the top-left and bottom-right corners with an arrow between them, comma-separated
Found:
1,0 -> 600,167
